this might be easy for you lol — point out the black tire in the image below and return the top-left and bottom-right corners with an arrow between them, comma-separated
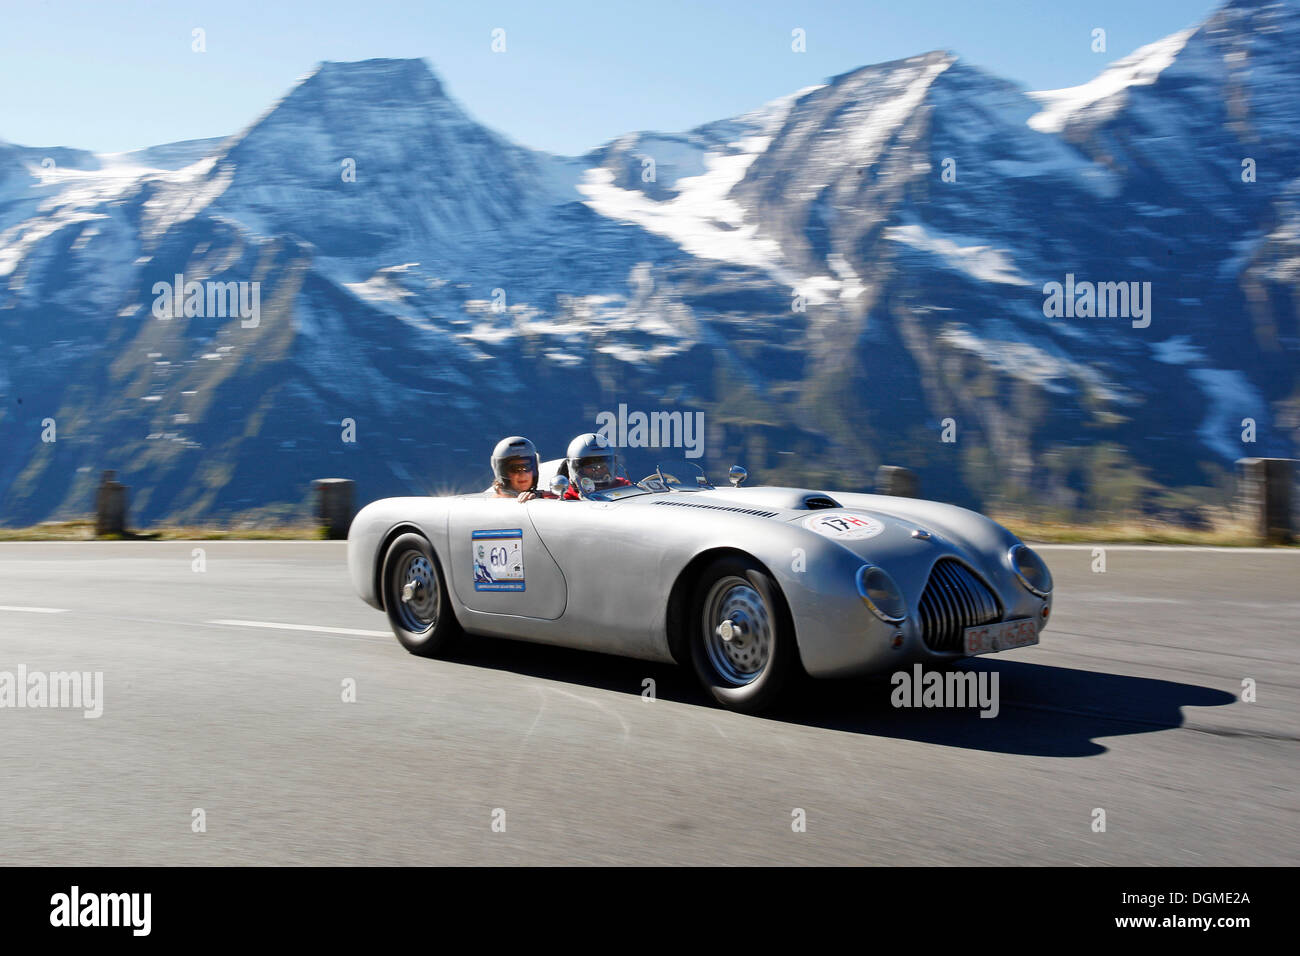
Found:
381,533 -> 462,657
689,556 -> 798,713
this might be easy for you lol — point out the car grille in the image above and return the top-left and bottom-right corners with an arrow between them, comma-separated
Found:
918,559 -> 1002,652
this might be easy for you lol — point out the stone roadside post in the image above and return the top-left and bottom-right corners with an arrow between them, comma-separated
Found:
876,465 -> 919,498
1236,458 -> 1295,544
314,478 -> 355,540
95,470 -> 128,536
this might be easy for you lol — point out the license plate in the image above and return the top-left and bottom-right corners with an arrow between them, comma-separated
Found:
964,618 -> 1038,656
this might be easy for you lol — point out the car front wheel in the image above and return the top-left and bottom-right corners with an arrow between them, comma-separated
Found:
381,532 -> 461,657
689,556 -> 797,713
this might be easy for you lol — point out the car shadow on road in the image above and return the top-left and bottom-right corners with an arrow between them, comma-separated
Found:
443,637 -> 1237,757
782,659 -> 1238,757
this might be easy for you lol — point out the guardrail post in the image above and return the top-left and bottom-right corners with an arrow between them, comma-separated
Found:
1236,458 -> 1295,544
314,478 -> 355,539
876,465 -> 919,498
95,470 -> 129,536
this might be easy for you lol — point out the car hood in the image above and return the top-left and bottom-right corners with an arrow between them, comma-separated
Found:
680,487 -> 1019,566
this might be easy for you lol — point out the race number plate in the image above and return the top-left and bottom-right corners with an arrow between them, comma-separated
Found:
963,618 -> 1038,656
472,529 -> 525,592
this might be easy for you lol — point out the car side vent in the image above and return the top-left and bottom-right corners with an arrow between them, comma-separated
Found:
653,501 -> 780,518
803,496 -> 840,510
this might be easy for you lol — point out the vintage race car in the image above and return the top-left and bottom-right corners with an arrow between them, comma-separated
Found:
346,460 -> 1053,712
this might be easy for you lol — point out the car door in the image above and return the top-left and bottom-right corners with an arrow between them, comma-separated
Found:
446,495 -> 568,620
523,495 -> 672,660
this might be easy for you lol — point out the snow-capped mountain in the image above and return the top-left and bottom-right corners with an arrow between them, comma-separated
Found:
1,0 -> 1296,526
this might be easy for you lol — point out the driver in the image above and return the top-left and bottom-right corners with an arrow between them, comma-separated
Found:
488,436 -> 554,501
562,433 -> 632,499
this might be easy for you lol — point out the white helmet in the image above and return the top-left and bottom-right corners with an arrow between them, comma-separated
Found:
566,433 -> 618,492
491,436 -> 540,489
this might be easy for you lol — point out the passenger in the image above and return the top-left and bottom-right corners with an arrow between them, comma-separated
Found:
562,433 -> 632,500
488,436 -> 554,502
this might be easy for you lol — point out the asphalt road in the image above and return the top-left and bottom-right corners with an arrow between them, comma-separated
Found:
0,541 -> 1296,865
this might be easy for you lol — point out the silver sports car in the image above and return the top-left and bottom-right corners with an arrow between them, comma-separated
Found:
346,460 -> 1054,712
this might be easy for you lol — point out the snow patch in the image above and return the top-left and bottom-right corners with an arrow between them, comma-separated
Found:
1150,336 -> 1206,365
577,150 -> 782,274
1188,368 -> 1264,460
937,323 -> 1071,394
577,68 -> 947,304
1027,28 -> 1196,133
827,254 -> 866,300
344,264 -> 421,305
883,222 -> 1028,285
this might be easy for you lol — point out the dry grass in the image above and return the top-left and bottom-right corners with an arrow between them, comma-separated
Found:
0,519 -> 328,541
994,512 -> 1295,547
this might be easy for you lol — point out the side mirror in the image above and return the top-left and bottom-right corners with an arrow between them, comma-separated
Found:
729,465 -> 748,487
549,475 -> 569,497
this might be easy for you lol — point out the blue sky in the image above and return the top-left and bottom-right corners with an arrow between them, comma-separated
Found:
1,0 -> 1222,155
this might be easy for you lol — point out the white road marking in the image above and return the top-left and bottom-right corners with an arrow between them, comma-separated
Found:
546,685 -> 632,743
208,619 -> 391,637
0,605 -> 69,613
1067,594 -> 1182,604
506,686 -> 550,789
1034,544 -> 1300,553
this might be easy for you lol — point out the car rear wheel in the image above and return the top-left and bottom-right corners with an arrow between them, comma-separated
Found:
382,533 -> 461,657
689,556 -> 797,713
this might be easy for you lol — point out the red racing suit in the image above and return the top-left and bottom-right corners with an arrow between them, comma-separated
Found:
563,477 -> 631,500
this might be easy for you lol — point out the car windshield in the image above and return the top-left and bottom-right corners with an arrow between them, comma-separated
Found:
586,483 -> 651,501
645,460 -> 712,491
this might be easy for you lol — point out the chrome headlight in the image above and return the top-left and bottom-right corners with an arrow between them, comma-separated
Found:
856,565 -> 906,623
1009,544 -> 1053,597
